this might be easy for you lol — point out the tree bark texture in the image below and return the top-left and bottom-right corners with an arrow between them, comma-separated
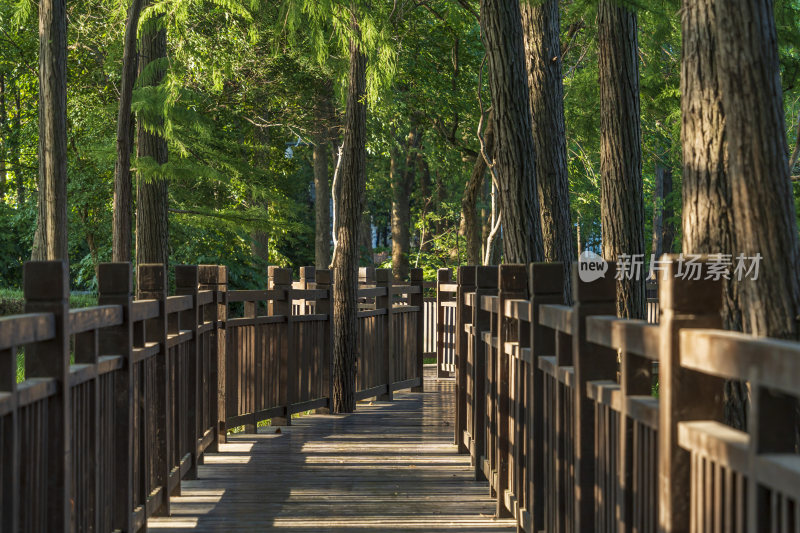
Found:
314,86 -> 334,269
480,0 -> 544,264
521,0 -> 574,303
461,113 -> 494,266
418,154 -> 433,255
32,0 -> 69,262
12,83 -> 22,205
135,9 -> 170,266
715,0 -> 800,340
332,36 -> 367,414
392,129 -> 421,281
0,72 -> 7,199
112,0 -> 145,263
598,0 -> 645,319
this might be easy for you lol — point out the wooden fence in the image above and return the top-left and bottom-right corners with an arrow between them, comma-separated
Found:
0,261 -> 425,532
454,258 -> 800,533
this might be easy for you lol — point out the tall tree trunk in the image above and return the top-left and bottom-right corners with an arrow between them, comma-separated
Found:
461,113 -> 494,266
419,154 -> 433,255
522,0 -> 574,303
360,209 -> 373,266
31,0 -> 68,262
480,0 -> 544,264
12,83 -> 22,205
314,140 -> 331,269
0,72 -> 7,200
332,32 -> 367,414
112,0 -> 145,263
598,0 -> 645,319
391,129 -> 420,281
661,164 -> 675,254
715,0 -> 800,340
680,0 -> 746,431
651,163 -> 665,260
314,86 -> 334,269
135,8 -> 169,265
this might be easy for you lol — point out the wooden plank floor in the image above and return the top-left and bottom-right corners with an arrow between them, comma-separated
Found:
148,368 -> 515,532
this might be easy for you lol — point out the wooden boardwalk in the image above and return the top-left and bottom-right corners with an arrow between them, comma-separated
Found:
148,368 -> 515,532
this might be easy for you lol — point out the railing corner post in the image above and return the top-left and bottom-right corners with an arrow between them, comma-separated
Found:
455,266 -> 476,448
657,255 -> 723,533
436,268 -> 453,379
409,268 -> 425,392
98,262 -> 135,532
175,264 -> 201,479
376,268 -> 393,401
137,262 -> 171,515
23,260 -> 71,531
315,269 -> 333,413
570,260 -> 617,533
199,264 -> 227,448
269,266 -> 294,425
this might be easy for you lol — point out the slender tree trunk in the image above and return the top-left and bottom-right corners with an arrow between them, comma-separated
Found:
112,0 -> 145,263
0,72 -> 7,199
135,7 -> 169,265
12,84 -> 22,205
661,165 -> 674,254
461,112 -> 494,266
314,86 -> 333,269
715,0 -> 800,340
360,209 -> 373,266
522,0 -> 574,303
314,140 -> 331,269
480,0 -> 544,264
332,31 -> 367,414
391,129 -> 420,281
651,163 -> 665,261
598,0 -> 645,319
31,0 -> 68,262
419,154 -> 433,255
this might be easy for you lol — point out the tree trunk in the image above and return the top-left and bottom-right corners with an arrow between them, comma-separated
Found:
314,140 -> 331,269
314,86 -> 334,269
480,0 -> 544,264
715,0 -> 800,340
135,7 -> 169,265
12,83 -> 22,205
418,154 -> 433,255
0,72 -> 7,200
661,164 -> 675,254
391,129 -> 420,281
461,112 -> 494,266
112,0 -> 145,263
31,0 -> 69,262
360,209 -> 373,266
598,0 -> 645,319
681,0 -> 750,431
651,163 -> 665,261
332,32 -> 367,414
521,0 -> 574,303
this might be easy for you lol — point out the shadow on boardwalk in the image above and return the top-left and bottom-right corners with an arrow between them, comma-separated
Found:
148,371 -> 515,532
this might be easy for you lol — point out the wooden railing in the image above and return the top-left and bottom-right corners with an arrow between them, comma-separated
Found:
454,258 -> 800,533
1,261 -> 425,532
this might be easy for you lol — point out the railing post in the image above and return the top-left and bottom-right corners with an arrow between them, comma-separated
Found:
436,268 -> 453,378
23,260 -> 70,531
376,268 -> 394,400
175,265 -> 201,479
455,266 -> 476,449
269,266 -> 293,425
300,266 -> 315,315
316,269 -> 333,413
137,263 -> 171,515
199,265 -> 227,448
410,268 -> 425,392
571,261 -> 617,533
527,263 -> 565,533
98,263 -> 134,532
658,256 -> 724,533
472,265 -> 498,481
495,264 -> 528,519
